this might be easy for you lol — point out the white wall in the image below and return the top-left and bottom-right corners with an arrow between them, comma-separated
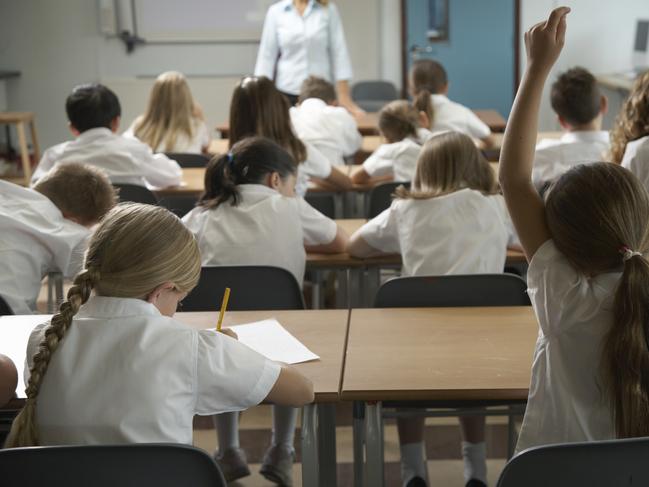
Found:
0,0 -> 381,149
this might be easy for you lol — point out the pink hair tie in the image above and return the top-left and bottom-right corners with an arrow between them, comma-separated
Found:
620,245 -> 643,262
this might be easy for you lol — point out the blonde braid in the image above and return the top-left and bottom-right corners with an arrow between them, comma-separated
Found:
4,268 -> 99,448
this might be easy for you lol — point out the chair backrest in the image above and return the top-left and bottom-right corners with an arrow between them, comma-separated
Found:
374,273 -> 530,308
164,152 -> 211,168
113,184 -> 159,205
0,295 -> 13,316
367,181 -> 409,218
305,193 -> 336,219
182,265 -> 305,311
0,443 -> 226,487
352,81 -> 399,112
497,437 -> 649,487
158,196 -> 198,218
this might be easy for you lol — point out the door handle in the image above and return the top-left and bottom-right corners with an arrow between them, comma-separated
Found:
409,44 -> 435,60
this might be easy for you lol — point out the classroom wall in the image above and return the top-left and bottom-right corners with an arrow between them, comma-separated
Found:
0,0 -> 381,149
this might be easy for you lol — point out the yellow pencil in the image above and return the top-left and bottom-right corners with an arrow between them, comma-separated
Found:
216,287 -> 231,331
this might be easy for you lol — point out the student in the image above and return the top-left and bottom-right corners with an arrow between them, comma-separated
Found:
500,7 -> 649,454
229,76 -> 353,197
124,71 -> 211,154
611,71 -> 649,189
410,59 -> 495,148
350,98 -> 434,184
183,137 -> 347,485
532,67 -> 609,191
5,203 -> 314,448
290,76 -> 362,165
0,354 -> 17,407
348,131 -> 515,487
0,164 -> 116,315
31,83 -> 182,188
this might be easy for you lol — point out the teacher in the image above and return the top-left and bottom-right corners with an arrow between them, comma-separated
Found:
254,0 -> 363,115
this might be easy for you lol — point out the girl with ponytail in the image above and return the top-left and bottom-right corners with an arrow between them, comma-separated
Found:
182,136 -> 346,484
6,203 -> 313,448
500,7 -> 649,455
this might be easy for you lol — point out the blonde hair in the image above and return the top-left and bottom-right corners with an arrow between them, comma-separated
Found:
610,71 -> 649,164
134,71 -> 199,152
397,131 -> 497,199
33,163 -> 116,226
5,204 -> 201,447
379,100 -> 419,143
544,163 -> 649,437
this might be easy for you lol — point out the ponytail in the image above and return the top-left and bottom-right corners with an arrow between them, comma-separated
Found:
199,136 -> 297,209
5,268 -> 99,447
413,89 -> 434,128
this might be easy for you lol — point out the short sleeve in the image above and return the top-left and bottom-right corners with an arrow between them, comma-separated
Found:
62,233 -> 90,279
297,197 -> 337,246
302,142 -> 333,179
194,329 -> 281,415
357,205 -> 401,254
362,144 -> 399,178
25,321 -> 49,384
465,109 -> 491,139
31,144 -> 65,185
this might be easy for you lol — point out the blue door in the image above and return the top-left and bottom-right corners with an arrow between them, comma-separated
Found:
405,0 -> 516,117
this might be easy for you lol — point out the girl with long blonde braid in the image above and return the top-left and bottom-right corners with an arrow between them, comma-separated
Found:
6,203 -> 313,447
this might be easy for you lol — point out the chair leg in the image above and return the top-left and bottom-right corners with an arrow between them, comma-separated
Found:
29,119 -> 40,162
507,406 -> 518,459
15,122 -> 31,185
353,401 -> 365,487
365,401 -> 384,487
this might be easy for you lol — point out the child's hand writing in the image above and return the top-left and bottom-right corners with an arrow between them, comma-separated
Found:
218,328 -> 238,340
524,7 -> 570,74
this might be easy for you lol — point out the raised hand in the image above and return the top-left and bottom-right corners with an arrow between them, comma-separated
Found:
524,7 -> 570,74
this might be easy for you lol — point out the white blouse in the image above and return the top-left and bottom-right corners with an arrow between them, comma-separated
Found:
430,94 -> 491,140
621,135 -> 649,193
361,137 -> 423,182
254,0 -> 353,95
124,116 -> 211,154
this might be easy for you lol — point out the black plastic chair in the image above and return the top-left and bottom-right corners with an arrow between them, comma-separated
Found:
0,443 -> 226,487
497,436 -> 649,487
367,181 -> 409,218
305,193 -> 336,219
374,273 -> 530,308
0,295 -> 13,316
352,81 -> 398,112
164,152 -> 211,168
113,184 -> 158,205
158,196 -> 198,218
182,265 -> 305,312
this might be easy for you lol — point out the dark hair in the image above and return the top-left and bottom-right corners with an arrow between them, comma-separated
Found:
199,136 -> 297,209
298,76 -> 337,104
229,76 -> 307,164
65,84 -> 121,133
410,59 -> 448,95
550,67 -> 601,126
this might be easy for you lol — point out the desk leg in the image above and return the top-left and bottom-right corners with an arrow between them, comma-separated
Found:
301,403 -> 338,487
353,401 -> 365,487
507,406 -> 517,459
365,401 -> 384,487
311,269 -> 321,309
301,404 -> 319,486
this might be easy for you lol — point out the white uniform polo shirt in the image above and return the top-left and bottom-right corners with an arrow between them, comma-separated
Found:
621,135 -> 649,193
124,116 -> 211,154
361,137 -> 423,182
430,94 -> 491,140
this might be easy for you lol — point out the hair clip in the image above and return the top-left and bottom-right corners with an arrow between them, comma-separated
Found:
226,152 -> 235,171
620,245 -> 643,262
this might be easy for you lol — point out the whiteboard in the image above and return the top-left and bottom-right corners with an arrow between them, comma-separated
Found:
133,0 -> 276,42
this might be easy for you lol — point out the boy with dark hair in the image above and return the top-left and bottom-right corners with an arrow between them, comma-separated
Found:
32,83 -> 182,188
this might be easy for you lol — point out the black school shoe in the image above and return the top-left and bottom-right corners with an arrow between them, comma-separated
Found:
466,479 -> 487,487
406,477 -> 428,487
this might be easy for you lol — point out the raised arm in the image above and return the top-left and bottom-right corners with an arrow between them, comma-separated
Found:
498,7 -> 570,260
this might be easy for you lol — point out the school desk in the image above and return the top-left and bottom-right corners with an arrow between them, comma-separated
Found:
342,306 -> 537,486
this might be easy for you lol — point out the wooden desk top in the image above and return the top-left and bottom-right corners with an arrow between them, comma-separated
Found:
0,112 -> 35,123
341,307 -> 537,402
596,74 -> 635,92
179,309 -> 349,402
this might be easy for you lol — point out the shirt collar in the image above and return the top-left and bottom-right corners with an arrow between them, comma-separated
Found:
76,127 -> 114,141
300,98 -> 328,109
284,0 -> 318,15
560,130 -> 610,144
76,296 -> 161,319
431,94 -> 450,105
238,184 -> 281,197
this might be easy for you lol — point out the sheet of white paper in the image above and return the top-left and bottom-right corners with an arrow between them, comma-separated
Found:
0,314 -> 53,399
230,319 -> 319,365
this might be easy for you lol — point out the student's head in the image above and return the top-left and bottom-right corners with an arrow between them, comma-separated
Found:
33,163 -> 117,227
550,67 -> 606,129
610,71 -> 649,163
135,71 -> 197,152
229,76 -> 306,163
378,100 -> 419,143
409,59 -> 448,97
199,136 -> 297,209
0,354 -> 17,408
66,84 -> 121,135
5,203 -> 201,447
398,131 -> 496,199
544,163 -> 649,437
298,76 -> 337,105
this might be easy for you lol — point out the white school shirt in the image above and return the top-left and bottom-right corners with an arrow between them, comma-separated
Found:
25,296 -> 280,445
0,181 -> 88,315
290,98 -> 362,165
531,131 -> 609,191
430,94 -> 491,140
255,0 -> 353,96
361,137 -> 422,182
123,116 -> 211,154
621,135 -> 649,192
516,240 -> 617,453
182,184 -> 337,285
295,141 -> 334,197
356,189 -> 513,276
31,128 -> 182,188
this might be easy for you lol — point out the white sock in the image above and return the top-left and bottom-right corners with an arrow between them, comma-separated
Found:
213,412 -> 240,453
462,441 -> 487,484
400,441 -> 428,486
271,405 -> 298,450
